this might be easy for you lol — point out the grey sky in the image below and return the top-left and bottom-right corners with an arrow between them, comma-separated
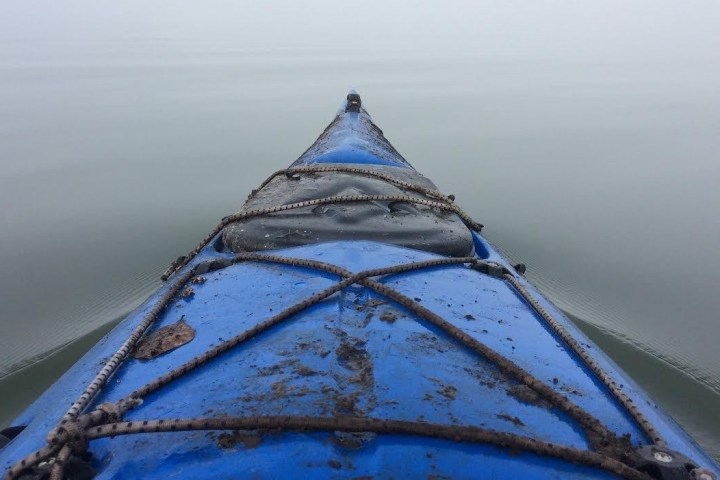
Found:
2,1 -> 719,63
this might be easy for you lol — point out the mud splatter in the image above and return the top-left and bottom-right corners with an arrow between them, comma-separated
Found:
271,380 -> 287,396
295,365 -> 318,376
334,393 -> 361,416
217,431 -> 263,449
299,339 -> 331,358
496,414 -> 525,427
507,385 -> 551,408
257,359 -> 297,377
336,342 -> 370,373
588,431 -> 635,462
410,332 -> 449,354
133,318 -> 195,360
356,298 -> 386,312
437,385 -> 457,400
331,431 -> 376,449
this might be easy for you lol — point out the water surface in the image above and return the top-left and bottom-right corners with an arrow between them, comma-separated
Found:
1,0 -> 719,460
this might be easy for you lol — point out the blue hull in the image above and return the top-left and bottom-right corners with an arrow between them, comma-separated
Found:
2,93 -> 718,479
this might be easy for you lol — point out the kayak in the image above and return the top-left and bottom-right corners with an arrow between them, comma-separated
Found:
1,92 -> 718,480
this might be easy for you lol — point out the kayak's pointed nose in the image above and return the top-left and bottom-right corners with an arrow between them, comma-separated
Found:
291,91 -> 412,168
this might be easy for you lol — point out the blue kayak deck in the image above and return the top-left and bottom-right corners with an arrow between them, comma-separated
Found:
3,240 -> 717,478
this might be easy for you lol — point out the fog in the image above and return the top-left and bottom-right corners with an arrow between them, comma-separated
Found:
1,0 -> 719,458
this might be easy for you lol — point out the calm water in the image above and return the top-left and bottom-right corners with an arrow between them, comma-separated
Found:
1,0 -> 719,460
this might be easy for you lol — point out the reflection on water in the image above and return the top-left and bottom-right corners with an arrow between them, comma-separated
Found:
573,316 -> 720,460
1,0 -> 719,461
0,320 -> 120,428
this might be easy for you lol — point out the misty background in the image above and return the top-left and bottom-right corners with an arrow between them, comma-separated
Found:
1,0 -> 719,458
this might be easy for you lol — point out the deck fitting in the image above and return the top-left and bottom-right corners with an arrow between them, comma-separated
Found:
634,445 -> 703,480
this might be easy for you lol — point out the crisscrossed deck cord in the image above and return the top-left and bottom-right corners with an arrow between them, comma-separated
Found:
504,275 -> 666,447
5,167 -> 665,480
270,166 -> 667,447
6,257 -> 474,478
59,270 -> 198,422
75,417 -> 648,480
10,255 -> 650,480
103,256 -> 608,439
255,165 -> 454,202
118,257 -> 482,409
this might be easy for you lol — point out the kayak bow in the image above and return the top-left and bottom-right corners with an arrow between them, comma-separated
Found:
2,93 -> 718,480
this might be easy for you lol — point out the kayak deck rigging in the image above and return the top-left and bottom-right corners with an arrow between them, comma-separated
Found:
8,253 -> 652,480
2,92 -> 717,480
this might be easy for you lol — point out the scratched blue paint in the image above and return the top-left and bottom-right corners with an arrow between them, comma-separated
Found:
2,95 -> 719,479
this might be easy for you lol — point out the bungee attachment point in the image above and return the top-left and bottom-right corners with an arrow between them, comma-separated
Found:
633,445 -> 716,480
513,263 -> 527,275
